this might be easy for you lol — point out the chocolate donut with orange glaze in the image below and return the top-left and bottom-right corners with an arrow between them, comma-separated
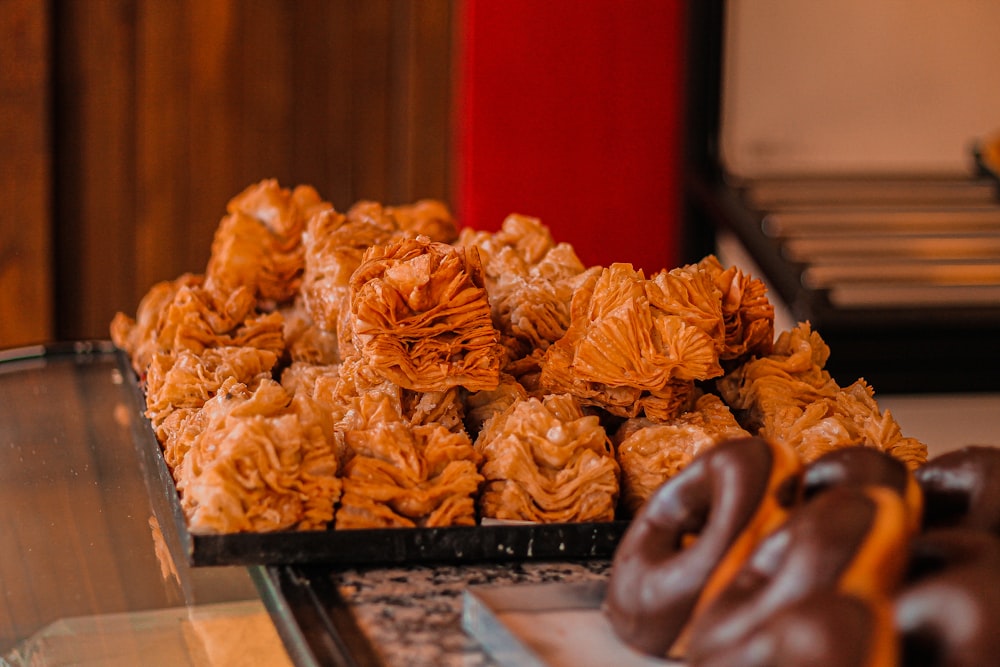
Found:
685,486 -> 911,663
803,446 -> 923,532
915,445 -> 1000,534
689,591 -> 897,667
895,528 -> 1000,667
603,436 -> 801,658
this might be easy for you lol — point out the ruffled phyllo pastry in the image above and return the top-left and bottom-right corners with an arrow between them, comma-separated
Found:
684,255 -> 774,365
299,202 -> 401,344
110,274 -> 285,379
459,214 -> 602,367
299,200 -> 459,357
385,199 -> 459,243
347,235 -> 504,393
174,377 -> 342,534
475,393 -> 620,523
144,346 -> 279,471
335,395 -> 483,529
539,258 -> 772,423
613,394 -> 751,515
719,322 -> 927,468
204,179 -> 332,306
111,179 -> 933,538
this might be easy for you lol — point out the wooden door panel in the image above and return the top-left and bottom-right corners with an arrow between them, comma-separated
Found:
49,0 -> 453,341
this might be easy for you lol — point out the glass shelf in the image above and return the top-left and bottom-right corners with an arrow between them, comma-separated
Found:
0,343 -> 292,666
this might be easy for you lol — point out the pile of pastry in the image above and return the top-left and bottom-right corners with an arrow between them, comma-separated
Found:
112,179 -> 926,534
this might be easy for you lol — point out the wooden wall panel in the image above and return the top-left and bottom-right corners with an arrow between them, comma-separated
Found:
349,1 -> 394,202
0,0 -> 52,347
49,0 -> 454,342
135,0 -> 194,293
53,0 -> 139,342
390,1 -> 454,200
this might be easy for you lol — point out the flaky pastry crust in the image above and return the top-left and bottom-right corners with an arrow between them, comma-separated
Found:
476,393 -> 620,522
349,236 -> 503,392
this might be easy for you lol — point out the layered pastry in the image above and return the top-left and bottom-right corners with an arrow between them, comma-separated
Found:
112,179 -> 929,536
475,393 -> 620,523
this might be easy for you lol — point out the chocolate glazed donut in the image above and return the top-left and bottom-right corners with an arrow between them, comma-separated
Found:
915,445 -> 1000,534
603,436 -> 801,658
895,528 -> 1000,667
803,446 -> 923,531
685,486 -> 910,663
688,591 -> 898,667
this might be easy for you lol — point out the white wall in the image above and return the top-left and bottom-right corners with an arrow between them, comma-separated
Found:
721,0 -> 1000,177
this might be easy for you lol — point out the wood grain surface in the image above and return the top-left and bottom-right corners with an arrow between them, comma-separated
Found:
0,0 -> 52,347
1,0 -> 453,347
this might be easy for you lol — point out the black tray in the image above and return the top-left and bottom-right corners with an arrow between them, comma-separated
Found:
119,350 -> 628,567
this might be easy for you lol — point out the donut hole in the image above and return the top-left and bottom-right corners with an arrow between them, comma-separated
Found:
903,529 -> 1000,584
775,473 -> 801,508
899,630 -> 945,667
921,489 -> 971,530
681,531 -> 700,549
675,506 -> 709,549
801,446 -> 908,503
905,551 -> 953,582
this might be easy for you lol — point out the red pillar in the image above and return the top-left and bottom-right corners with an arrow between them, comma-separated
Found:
454,0 -> 686,274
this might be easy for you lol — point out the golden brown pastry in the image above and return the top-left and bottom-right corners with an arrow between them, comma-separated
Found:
614,393 -> 751,515
176,378 -> 342,533
329,354 -> 467,435
204,179 -> 331,305
336,402 -> 482,528
299,204 -> 397,346
300,199 -> 457,346
475,393 -> 619,523
460,214 -> 601,364
693,255 -> 775,362
278,296 -> 341,366
539,262 -> 719,421
717,321 -> 840,433
458,213 -> 556,271
279,360 -> 342,413
112,178 -> 933,553
385,199 -> 458,243
348,235 -> 503,392
148,282 -> 285,364
647,255 -> 773,368
463,373 -> 529,438
145,347 -> 279,469
110,273 -> 204,376
718,322 -> 927,468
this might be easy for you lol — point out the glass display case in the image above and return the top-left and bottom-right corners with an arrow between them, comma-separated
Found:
0,343 -> 291,665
